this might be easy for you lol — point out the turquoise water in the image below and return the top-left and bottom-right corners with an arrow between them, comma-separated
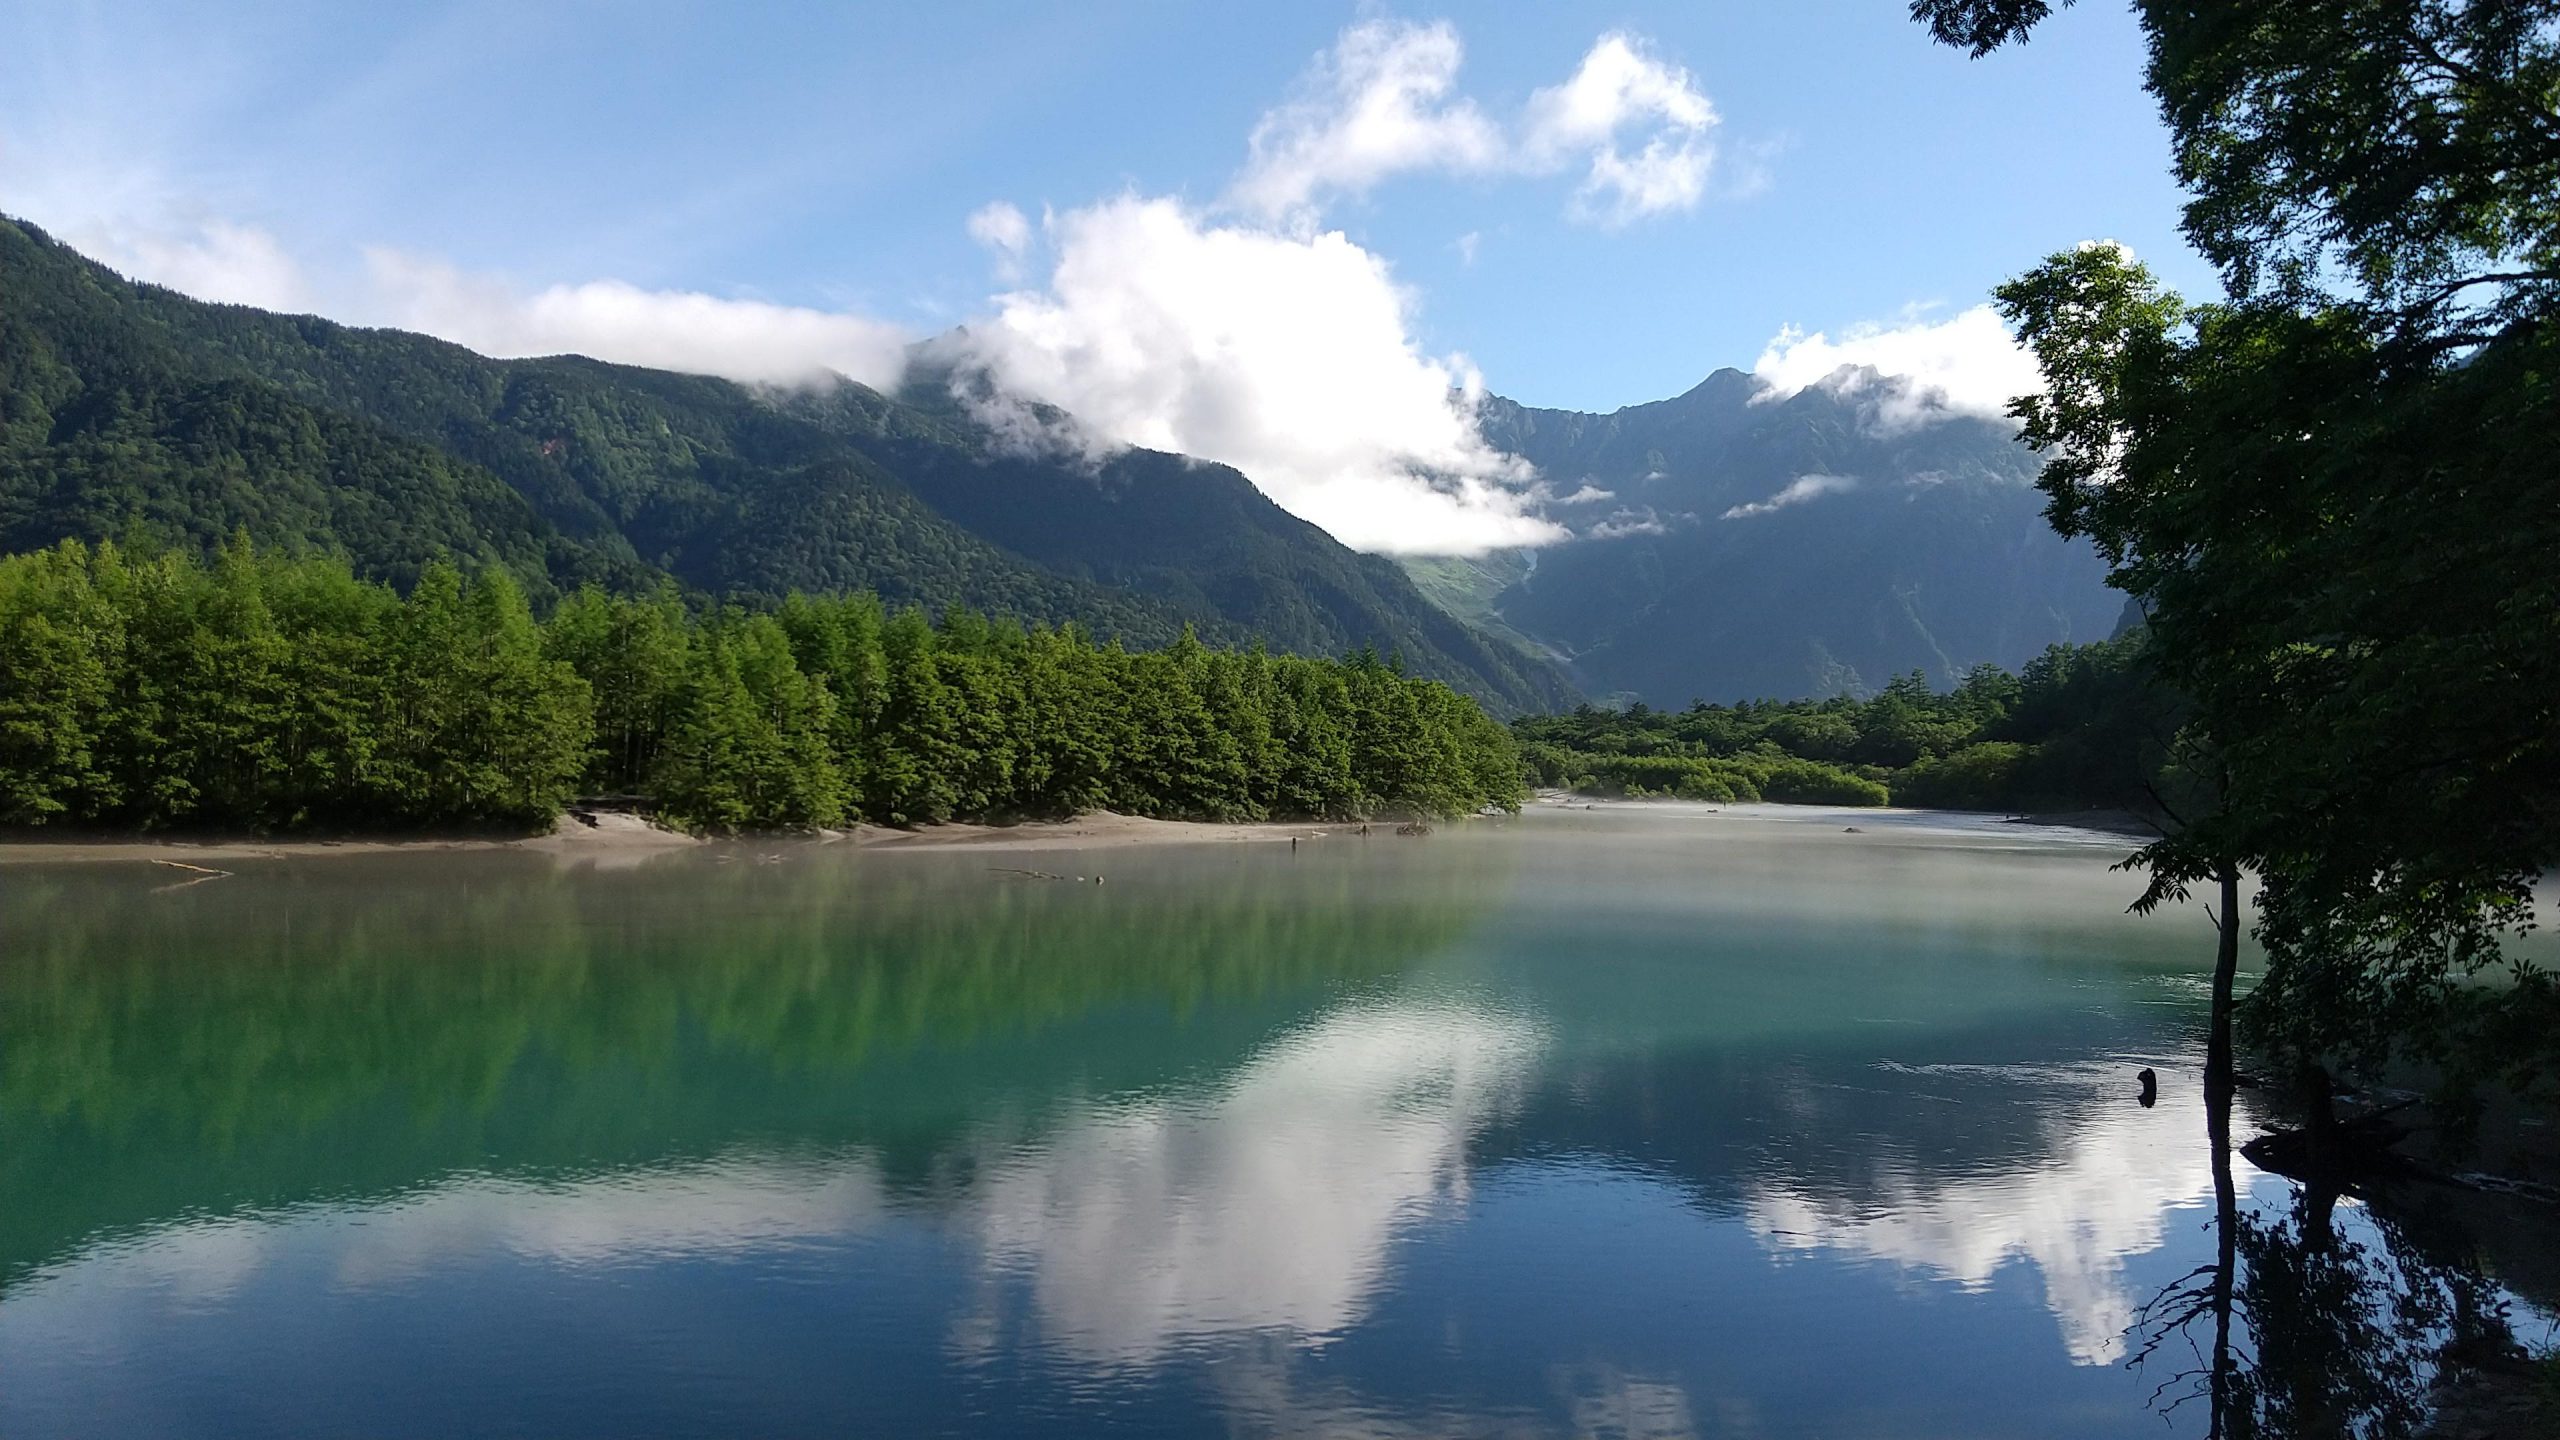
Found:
0,804 -> 2527,1436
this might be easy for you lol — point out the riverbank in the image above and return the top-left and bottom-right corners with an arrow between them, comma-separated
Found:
0,808 -> 1416,867
844,811 -> 1402,852
1528,790 -> 2162,843
0,809 -> 703,866
0,795 -> 2175,868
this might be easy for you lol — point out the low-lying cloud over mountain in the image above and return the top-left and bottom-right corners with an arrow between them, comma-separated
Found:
3,17 -> 1796,559
361,248 -> 912,390
944,18 -> 1730,554
1750,304 -> 2043,433
24,209 -> 918,391
1464,367 -> 2119,702
956,195 -> 1557,555
2,12 -> 2059,565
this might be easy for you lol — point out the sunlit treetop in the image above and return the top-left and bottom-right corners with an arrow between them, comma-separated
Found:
1918,0 -> 2560,341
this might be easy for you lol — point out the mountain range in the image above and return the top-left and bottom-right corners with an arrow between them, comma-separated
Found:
1431,371 -> 2122,704
0,216 -> 1571,713
0,214 -> 2119,712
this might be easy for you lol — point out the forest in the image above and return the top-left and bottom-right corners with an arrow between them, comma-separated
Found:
0,539 -> 1526,834
1512,631 -> 2170,815
0,215 -> 1575,716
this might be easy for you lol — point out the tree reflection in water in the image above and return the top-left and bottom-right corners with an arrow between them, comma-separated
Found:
2130,1089 -> 2529,1440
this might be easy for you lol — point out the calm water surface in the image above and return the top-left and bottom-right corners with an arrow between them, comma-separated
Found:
2,805 -> 2544,1437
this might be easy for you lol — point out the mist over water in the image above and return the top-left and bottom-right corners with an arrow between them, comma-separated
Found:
1,807 -> 2539,1437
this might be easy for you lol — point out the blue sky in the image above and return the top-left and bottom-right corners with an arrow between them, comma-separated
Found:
1,0 -> 2209,550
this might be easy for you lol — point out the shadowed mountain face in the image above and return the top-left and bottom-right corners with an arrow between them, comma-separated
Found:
781,380 -> 1579,712
0,217 -> 1575,713
1456,370 -> 2123,703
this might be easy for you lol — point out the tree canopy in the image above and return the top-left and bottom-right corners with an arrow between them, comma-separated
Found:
1513,632 -> 2180,814
0,540 -> 1527,835
1921,0 -> 2560,1107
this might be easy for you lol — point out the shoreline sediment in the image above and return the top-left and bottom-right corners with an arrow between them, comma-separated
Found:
0,808 -> 1409,867
0,796 -> 2170,867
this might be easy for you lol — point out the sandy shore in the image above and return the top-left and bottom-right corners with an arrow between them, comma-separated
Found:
0,809 -> 704,867
1531,790 -> 2164,839
2005,808 -> 2163,838
844,812 -> 1376,852
0,808 -> 1392,867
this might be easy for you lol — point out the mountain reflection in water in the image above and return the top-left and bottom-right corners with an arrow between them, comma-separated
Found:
0,805 -> 2545,1438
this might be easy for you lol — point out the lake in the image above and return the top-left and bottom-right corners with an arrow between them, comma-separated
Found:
1,804 -> 2544,1437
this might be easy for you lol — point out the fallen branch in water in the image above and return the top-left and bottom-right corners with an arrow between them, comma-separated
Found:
990,868 -> 1105,884
150,860 -> 231,878
149,858 -> 233,891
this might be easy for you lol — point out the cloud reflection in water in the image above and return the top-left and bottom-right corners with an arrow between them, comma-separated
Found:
962,998 -> 1547,1363
1745,1058 -> 2218,1364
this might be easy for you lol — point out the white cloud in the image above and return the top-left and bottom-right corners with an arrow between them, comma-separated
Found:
359,248 -> 910,389
1230,21 -> 1719,229
959,195 -> 1564,555
1721,473 -> 1856,519
1522,33 -> 1717,226
74,215 -> 316,313
1522,34 -> 1715,152
1572,135 -> 1712,226
1751,304 -> 2040,433
967,200 -> 1033,280
940,21 -> 1733,555
13,183 -> 914,391
1589,505 -> 1679,538
1230,19 -> 1504,224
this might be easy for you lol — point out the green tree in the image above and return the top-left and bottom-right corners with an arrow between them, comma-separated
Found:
1270,660 -> 1356,817
865,607 -> 963,825
653,615 -> 845,832
264,550 -> 398,827
774,591 -> 887,806
1014,626 -> 1115,815
1921,0 -> 2560,1124
544,585 -> 692,794
0,541 -> 118,823
0,546 -> 1530,836
379,564 -> 592,827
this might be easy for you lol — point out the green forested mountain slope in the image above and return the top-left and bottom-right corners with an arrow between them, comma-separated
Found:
0,368 -> 596,592
1458,370 -> 2121,704
784,381 -> 1578,712
0,217 -> 1576,711
1396,551 -> 1549,659
0,226 -> 615,592
0,217 -> 1176,631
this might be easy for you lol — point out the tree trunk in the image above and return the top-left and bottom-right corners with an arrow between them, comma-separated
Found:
2206,861 -> 2241,1120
